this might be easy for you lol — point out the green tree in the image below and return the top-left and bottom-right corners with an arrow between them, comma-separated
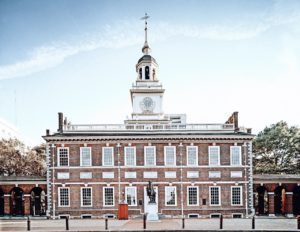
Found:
0,138 -> 46,176
253,121 -> 300,174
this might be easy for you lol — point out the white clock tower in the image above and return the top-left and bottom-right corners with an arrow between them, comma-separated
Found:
127,14 -> 167,124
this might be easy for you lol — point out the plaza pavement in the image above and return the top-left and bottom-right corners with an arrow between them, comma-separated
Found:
0,218 -> 299,231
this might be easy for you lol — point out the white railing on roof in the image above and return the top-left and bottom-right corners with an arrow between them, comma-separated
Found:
63,123 -> 234,131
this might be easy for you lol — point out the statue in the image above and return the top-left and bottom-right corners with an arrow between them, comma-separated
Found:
146,181 -> 156,204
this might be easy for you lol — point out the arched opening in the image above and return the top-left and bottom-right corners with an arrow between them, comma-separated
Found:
30,187 -> 46,216
11,187 -> 24,216
145,66 -> 150,80
274,186 -> 285,215
0,188 -> 4,216
257,186 -> 268,215
293,186 -> 300,216
139,68 -> 142,79
152,69 -> 156,80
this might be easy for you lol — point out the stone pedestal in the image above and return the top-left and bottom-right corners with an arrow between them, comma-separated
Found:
146,203 -> 159,221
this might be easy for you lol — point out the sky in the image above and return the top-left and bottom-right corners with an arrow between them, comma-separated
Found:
0,0 -> 300,145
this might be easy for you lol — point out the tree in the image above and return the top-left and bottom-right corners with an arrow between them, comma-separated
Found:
0,138 -> 46,176
253,121 -> 300,174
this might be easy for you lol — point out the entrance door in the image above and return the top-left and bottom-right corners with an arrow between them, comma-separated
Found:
144,186 -> 158,215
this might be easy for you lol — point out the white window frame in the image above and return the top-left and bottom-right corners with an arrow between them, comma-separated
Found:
125,172 -> 136,178
164,146 -> 176,166
208,146 -> 220,166
143,172 -> 157,178
124,146 -> 136,166
187,186 -> 199,206
209,171 -> 221,178
231,186 -> 243,206
144,146 -> 156,166
58,187 -> 70,207
209,186 -> 221,206
57,172 -> 70,179
230,146 -> 242,166
57,147 -> 69,167
230,171 -> 243,178
103,187 -> 114,206
125,186 -> 137,206
165,171 -> 177,178
102,147 -> 114,166
165,186 -> 177,206
187,146 -> 198,166
81,187 -> 92,207
80,147 -> 92,166
80,172 -> 92,179
187,171 -> 199,178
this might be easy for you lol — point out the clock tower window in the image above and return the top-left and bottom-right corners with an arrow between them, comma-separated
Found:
152,69 -> 156,80
139,68 -> 142,79
145,66 -> 150,80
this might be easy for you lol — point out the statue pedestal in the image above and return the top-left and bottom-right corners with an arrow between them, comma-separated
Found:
146,203 -> 159,221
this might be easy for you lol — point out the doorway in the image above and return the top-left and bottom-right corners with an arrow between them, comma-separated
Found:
30,187 -> 46,216
293,186 -> 300,216
0,188 -> 4,216
257,186 -> 268,215
11,187 -> 24,216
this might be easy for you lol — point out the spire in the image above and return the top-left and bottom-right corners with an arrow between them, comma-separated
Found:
141,13 -> 151,55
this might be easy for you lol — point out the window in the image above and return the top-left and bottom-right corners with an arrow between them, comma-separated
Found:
164,146 -> 176,166
187,146 -> 198,166
125,147 -> 136,166
230,146 -> 242,166
80,147 -> 92,166
208,146 -> 220,166
102,147 -> 114,166
165,171 -> 176,178
144,146 -> 156,166
231,186 -> 242,206
230,171 -> 242,178
125,187 -> 137,206
165,186 -> 177,206
187,171 -> 199,178
145,66 -> 150,79
232,213 -> 243,218
210,214 -> 221,218
57,172 -> 69,179
103,187 -> 114,206
209,186 -> 220,206
58,148 -> 69,166
80,172 -> 92,179
81,187 -> 92,207
143,172 -> 157,178
187,186 -> 198,206
125,172 -> 136,178
209,171 -> 221,178
58,187 -> 70,207
103,172 -> 114,178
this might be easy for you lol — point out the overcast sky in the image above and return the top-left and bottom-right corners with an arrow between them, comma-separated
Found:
0,0 -> 300,145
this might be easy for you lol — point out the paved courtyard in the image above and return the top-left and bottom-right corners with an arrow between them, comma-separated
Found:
0,218 -> 299,231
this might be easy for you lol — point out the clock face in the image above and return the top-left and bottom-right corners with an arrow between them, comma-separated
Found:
140,97 -> 155,113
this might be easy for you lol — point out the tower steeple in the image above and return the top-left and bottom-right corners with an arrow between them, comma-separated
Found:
141,13 -> 151,55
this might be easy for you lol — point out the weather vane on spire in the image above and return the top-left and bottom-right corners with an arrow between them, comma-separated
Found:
140,13 -> 151,55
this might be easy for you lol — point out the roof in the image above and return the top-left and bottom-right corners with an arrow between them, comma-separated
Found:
137,55 -> 157,64
0,176 -> 46,182
253,174 -> 300,182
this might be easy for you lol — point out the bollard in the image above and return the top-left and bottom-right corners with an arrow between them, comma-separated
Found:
27,216 -> 31,231
220,215 -> 223,229
252,216 -> 255,229
143,214 -> 146,230
65,217 -> 69,231
105,218 -> 108,230
297,216 -> 300,230
182,217 -> 185,229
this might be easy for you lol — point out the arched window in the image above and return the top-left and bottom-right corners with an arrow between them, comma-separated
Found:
139,68 -> 142,79
11,187 -> 24,216
256,186 -> 268,215
145,66 -> 150,80
0,188 -> 4,216
30,187 -> 46,216
152,69 -> 156,80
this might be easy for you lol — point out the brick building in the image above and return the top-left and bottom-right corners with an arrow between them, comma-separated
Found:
42,17 -> 255,219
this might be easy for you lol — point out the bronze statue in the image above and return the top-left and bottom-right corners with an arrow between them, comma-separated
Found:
146,181 -> 156,203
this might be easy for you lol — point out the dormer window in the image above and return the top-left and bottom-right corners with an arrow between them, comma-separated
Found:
145,66 -> 150,80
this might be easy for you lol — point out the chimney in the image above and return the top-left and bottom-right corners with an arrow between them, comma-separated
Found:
233,111 -> 239,131
46,129 -> 50,136
58,112 -> 63,133
247,128 -> 252,134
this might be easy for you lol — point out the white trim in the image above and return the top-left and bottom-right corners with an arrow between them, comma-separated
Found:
124,146 -> 136,166
208,146 -> 220,166
186,146 -> 198,166
209,186 -> 221,206
230,146 -> 242,166
51,165 -> 251,169
187,186 -> 199,206
165,186 -> 177,206
231,186 -> 243,206
58,187 -> 70,207
164,146 -> 176,166
144,146 -> 156,166
125,186 -> 137,206
57,147 -> 69,167
81,187 -> 93,207
102,147 -> 114,166
103,186 -> 114,206
80,147 -> 92,166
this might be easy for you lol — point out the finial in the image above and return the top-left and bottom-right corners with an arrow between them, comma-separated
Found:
140,13 -> 151,55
